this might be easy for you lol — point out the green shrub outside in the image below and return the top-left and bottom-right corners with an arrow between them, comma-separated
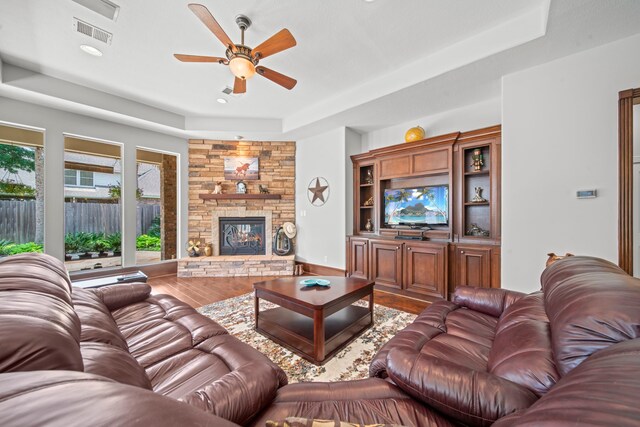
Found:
136,234 -> 161,251
0,240 -> 43,255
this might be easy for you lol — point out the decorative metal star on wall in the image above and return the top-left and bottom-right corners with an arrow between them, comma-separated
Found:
308,177 -> 329,206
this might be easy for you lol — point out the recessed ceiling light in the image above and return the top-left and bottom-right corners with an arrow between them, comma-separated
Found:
216,98 -> 228,104
363,0 -> 376,2
80,44 -> 103,56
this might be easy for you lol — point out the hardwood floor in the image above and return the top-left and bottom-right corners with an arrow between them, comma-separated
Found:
148,275 -> 430,314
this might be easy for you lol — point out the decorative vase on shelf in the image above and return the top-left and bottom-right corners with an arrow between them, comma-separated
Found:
204,244 -> 212,257
364,218 -> 373,232
404,126 -> 425,143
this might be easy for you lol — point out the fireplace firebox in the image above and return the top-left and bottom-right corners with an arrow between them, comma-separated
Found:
219,217 -> 266,255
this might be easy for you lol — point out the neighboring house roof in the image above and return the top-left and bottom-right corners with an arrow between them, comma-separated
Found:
65,152 -> 122,172
0,158 -> 161,199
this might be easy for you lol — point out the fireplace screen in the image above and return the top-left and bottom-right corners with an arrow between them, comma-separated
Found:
219,217 -> 266,255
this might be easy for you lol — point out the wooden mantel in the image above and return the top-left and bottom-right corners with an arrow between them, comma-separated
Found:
199,194 -> 282,200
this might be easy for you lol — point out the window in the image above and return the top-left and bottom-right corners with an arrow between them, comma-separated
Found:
0,124 -> 45,253
64,136 -> 122,273
64,169 -> 94,187
136,149 -> 178,265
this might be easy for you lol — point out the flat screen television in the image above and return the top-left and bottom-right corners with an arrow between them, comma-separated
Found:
383,185 -> 449,226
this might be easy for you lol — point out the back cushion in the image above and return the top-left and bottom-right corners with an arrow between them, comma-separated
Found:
0,253 -> 83,372
544,265 -> 640,376
81,342 -> 152,389
488,292 -> 559,395
72,288 -> 129,351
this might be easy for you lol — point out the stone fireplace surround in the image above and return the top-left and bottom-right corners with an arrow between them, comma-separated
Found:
179,139 -> 295,278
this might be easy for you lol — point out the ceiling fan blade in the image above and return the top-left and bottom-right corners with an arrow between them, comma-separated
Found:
256,66 -> 297,90
251,29 -> 296,59
188,3 -> 236,52
174,54 -> 227,63
233,77 -> 246,94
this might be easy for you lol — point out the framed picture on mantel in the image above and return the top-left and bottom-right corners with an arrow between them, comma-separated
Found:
224,157 -> 259,180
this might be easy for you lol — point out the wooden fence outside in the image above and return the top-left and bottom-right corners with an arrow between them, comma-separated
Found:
0,200 -> 160,243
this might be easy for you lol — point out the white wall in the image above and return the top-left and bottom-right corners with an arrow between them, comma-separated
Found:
296,127 -> 353,269
502,33 -> 640,292
361,98 -> 501,152
0,96 -> 188,264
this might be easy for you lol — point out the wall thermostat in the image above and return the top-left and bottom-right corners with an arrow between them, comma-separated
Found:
576,189 -> 597,199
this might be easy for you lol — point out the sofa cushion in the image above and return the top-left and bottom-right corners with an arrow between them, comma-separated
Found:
0,253 -> 82,373
0,371 -> 238,427
112,295 -> 229,368
493,338 -> 640,427
81,342 -> 152,389
0,290 -> 83,373
72,288 -> 129,351
387,347 -> 538,427
0,253 -> 73,305
543,260 -> 640,376
487,292 -> 559,396
369,299 -> 497,378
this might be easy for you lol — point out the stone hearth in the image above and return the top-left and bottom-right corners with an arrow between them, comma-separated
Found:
178,255 -> 294,278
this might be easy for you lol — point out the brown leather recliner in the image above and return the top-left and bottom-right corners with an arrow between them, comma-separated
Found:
250,256 -> 640,426
0,253 -> 286,426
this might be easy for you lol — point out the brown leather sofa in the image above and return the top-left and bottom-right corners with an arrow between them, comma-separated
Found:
0,253 -> 286,426
1,253 -> 640,426
250,255 -> 640,426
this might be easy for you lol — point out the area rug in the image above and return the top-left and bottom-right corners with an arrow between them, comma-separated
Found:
198,293 -> 416,383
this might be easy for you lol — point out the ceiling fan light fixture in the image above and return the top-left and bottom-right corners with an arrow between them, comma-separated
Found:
229,56 -> 256,80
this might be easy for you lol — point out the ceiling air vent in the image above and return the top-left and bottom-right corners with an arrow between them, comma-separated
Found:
72,0 -> 120,21
222,86 -> 234,95
73,18 -> 113,45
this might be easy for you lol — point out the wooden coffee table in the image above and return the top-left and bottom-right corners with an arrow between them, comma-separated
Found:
253,276 -> 374,365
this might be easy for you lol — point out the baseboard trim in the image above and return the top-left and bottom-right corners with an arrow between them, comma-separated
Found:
295,260 -> 346,277
70,260 -> 177,281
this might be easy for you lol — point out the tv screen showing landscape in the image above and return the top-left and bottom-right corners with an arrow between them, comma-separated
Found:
384,186 -> 449,225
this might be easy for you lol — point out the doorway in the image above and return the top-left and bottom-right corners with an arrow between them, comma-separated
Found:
619,88 -> 640,276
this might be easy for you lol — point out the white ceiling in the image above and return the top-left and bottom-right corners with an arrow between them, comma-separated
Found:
1,0 -> 640,140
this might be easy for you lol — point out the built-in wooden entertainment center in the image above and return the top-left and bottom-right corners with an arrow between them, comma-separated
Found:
346,125 -> 501,303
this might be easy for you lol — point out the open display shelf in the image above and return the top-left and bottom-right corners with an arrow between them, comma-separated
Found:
462,145 -> 492,239
357,164 -> 375,233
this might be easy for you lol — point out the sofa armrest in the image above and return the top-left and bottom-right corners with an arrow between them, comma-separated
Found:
181,363 -> 281,425
452,286 -> 525,317
94,283 -> 151,311
387,347 -> 538,427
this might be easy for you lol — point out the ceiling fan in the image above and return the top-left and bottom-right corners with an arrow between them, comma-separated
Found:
174,3 -> 297,94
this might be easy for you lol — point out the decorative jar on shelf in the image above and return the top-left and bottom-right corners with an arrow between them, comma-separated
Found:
364,218 -> 373,232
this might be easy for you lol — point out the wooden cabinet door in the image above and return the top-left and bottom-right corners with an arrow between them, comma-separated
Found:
371,241 -> 403,288
348,238 -> 369,279
404,243 -> 447,300
456,246 -> 492,288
